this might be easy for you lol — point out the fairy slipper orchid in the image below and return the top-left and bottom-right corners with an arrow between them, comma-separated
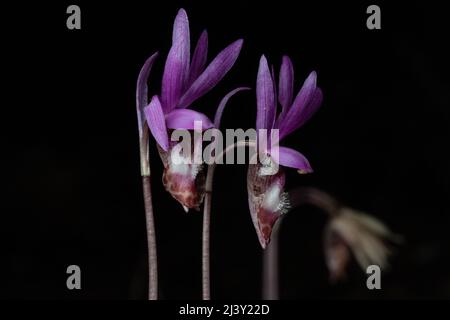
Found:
248,55 -> 323,249
143,8 -> 243,211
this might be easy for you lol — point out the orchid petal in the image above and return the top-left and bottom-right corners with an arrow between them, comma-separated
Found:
271,64 -> 278,128
247,165 -> 286,249
213,87 -> 251,128
187,30 -> 208,86
161,8 -> 190,111
277,55 -> 294,121
279,71 -> 319,139
144,95 -> 170,151
136,52 -> 158,138
171,8 -> 190,81
165,109 -> 214,130
178,39 -> 243,108
272,146 -> 313,173
256,55 -> 276,130
297,87 -> 323,128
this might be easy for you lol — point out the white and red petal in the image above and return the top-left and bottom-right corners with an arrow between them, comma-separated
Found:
247,164 -> 288,249
158,144 -> 206,211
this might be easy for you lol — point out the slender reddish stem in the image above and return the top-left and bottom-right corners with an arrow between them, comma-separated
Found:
202,164 -> 215,300
142,175 -> 158,300
136,53 -> 159,300
199,140 -> 262,300
201,141 -> 256,300
140,126 -> 158,300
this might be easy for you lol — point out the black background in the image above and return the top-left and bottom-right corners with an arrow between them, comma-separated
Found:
4,1 -> 450,299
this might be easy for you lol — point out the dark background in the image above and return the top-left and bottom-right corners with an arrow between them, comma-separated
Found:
4,1 -> 450,299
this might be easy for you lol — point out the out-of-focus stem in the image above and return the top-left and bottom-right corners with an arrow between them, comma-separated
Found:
288,187 -> 340,217
262,187 -> 340,300
140,125 -> 158,300
262,222 -> 280,300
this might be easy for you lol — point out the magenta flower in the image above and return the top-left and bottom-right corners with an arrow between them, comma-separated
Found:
142,9 -> 243,211
248,55 -> 323,248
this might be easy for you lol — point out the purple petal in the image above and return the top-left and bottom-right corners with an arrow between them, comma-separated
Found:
298,87 -> 323,127
161,9 -> 190,111
187,30 -> 208,86
161,43 -> 185,111
136,52 -> 159,138
166,109 -> 214,130
277,55 -> 294,122
256,55 -> 276,130
213,87 -> 251,128
171,8 -> 190,80
279,71 -> 318,140
271,64 -> 278,124
178,39 -> 243,108
272,146 -> 313,173
144,95 -> 170,151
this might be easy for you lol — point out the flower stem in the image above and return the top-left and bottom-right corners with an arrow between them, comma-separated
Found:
200,140 -> 258,300
136,53 -> 159,300
262,187 -> 340,300
262,222 -> 280,300
140,126 -> 158,300
288,187 -> 340,217
201,140 -> 255,300
202,164 -> 216,300
142,175 -> 158,300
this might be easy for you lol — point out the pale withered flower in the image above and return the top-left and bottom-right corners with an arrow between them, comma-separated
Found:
324,207 -> 401,282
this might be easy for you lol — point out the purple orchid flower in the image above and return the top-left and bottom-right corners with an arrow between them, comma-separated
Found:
247,55 -> 323,248
142,8 -> 244,211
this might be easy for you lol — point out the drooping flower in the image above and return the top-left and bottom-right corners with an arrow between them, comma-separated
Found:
323,207 -> 401,282
142,9 -> 244,211
247,55 -> 323,248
